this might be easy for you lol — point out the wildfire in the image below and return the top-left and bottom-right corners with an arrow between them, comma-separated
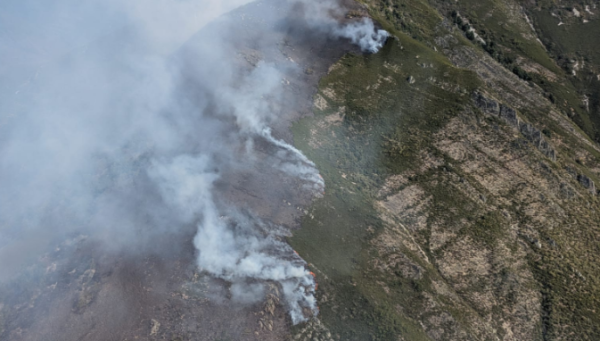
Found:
309,271 -> 318,291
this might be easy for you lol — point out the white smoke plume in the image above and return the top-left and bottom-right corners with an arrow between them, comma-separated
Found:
335,17 -> 390,53
296,0 -> 390,53
148,154 -> 317,323
0,0 -> 388,326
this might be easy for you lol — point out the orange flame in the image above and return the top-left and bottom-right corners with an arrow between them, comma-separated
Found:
309,271 -> 318,290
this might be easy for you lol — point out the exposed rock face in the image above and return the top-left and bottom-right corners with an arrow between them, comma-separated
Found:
472,91 -> 520,128
473,91 -> 556,161
500,105 -> 519,128
519,122 -> 557,161
472,91 -> 501,115
578,174 -> 596,194
565,166 -> 596,194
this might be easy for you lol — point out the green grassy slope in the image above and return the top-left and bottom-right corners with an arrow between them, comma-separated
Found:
291,37 -> 480,340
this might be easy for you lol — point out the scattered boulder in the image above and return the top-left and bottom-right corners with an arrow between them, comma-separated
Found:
522,233 -> 542,249
559,182 -> 576,200
564,167 -> 596,195
565,166 -> 578,178
150,319 -> 160,336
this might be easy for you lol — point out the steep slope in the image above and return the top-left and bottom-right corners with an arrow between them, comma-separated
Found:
1,0 -> 599,340
290,1 -> 600,340
0,1 -> 363,340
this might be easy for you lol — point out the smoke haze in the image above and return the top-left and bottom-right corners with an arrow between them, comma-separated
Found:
0,0 -> 388,325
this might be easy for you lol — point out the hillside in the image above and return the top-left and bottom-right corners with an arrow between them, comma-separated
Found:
1,0 -> 599,340
290,0 -> 600,340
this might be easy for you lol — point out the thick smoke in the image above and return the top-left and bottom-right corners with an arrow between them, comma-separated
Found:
148,154 -> 317,323
0,0 -> 254,271
294,0 -> 389,54
335,17 -> 390,53
0,0 -> 388,324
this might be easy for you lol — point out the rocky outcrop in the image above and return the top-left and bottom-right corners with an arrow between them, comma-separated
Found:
565,166 -> 596,195
472,91 -> 520,128
578,174 -> 596,194
519,122 -> 556,161
473,92 -> 556,161
500,105 -> 519,128
472,91 -> 501,115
